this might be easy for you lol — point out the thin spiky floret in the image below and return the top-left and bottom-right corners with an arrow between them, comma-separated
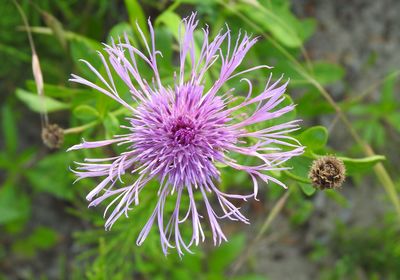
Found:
68,13 -> 304,256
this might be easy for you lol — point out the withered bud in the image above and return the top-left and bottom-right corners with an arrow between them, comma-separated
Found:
308,156 -> 346,190
41,123 -> 64,149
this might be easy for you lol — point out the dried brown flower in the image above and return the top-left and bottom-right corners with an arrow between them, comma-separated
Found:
308,156 -> 346,190
41,123 -> 64,149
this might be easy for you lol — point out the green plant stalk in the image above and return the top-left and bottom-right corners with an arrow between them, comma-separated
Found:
221,2 -> 400,221
64,106 -> 130,135
63,121 -> 98,135
14,1 -> 48,128
18,26 -> 96,43
283,170 -> 311,184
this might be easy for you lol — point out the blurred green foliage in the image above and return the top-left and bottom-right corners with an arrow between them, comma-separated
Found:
1,0 -> 399,279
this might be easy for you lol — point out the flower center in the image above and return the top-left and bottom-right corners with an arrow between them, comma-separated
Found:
170,116 -> 196,145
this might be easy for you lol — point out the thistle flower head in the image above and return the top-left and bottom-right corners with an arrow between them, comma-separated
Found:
68,13 -> 304,256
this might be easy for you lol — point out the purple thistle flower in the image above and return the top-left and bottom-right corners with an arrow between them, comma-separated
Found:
68,13 -> 304,256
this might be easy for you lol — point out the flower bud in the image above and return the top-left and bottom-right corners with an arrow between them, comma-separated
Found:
41,123 -> 64,149
308,156 -> 346,190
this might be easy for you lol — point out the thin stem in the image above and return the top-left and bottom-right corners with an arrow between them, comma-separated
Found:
13,1 -> 35,56
63,121 -> 98,135
13,0 -> 49,127
328,114 -> 340,134
283,170 -> 311,184
64,107 -> 131,135
229,190 -> 290,277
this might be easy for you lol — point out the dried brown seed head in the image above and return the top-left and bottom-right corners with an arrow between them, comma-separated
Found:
42,123 -> 64,149
308,156 -> 346,190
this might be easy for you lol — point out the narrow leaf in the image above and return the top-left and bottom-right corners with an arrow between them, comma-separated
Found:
73,105 -> 100,120
155,11 -> 182,40
16,89 -> 70,113
338,155 -> 386,174
41,11 -> 67,50
124,0 -> 149,44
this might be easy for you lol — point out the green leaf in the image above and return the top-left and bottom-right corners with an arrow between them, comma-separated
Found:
0,184 -> 30,225
274,61 -> 344,86
124,0 -> 149,43
41,11 -> 67,50
69,33 -> 103,50
104,112 -> 120,138
285,156 -> 313,193
297,18 -> 317,42
73,104 -> 100,121
107,22 -> 134,43
155,11 -> 214,87
234,0 -> 316,47
237,1 -> 302,48
298,126 -> 328,152
16,88 -> 70,113
155,11 -> 182,40
296,90 -> 334,117
0,43 -> 30,62
155,26 -> 174,74
387,112 -> 400,134
208,234 -> 246,273
338,155 -> 386,174
26,80 -> 90,98
310,62 -> 345,85
299,183 -> 316,196
360,121 -> 385,148
381,71 -> 399,105
2,105 -> 18,155
347,103 -> 379,116
70,37 -> 103,81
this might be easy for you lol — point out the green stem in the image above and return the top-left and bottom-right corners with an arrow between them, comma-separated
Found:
283,170 -> 311,184
63,121 -> 98,134
63,106 -> 130,135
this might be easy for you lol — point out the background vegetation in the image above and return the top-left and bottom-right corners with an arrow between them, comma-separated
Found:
1,0 -> 399,279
